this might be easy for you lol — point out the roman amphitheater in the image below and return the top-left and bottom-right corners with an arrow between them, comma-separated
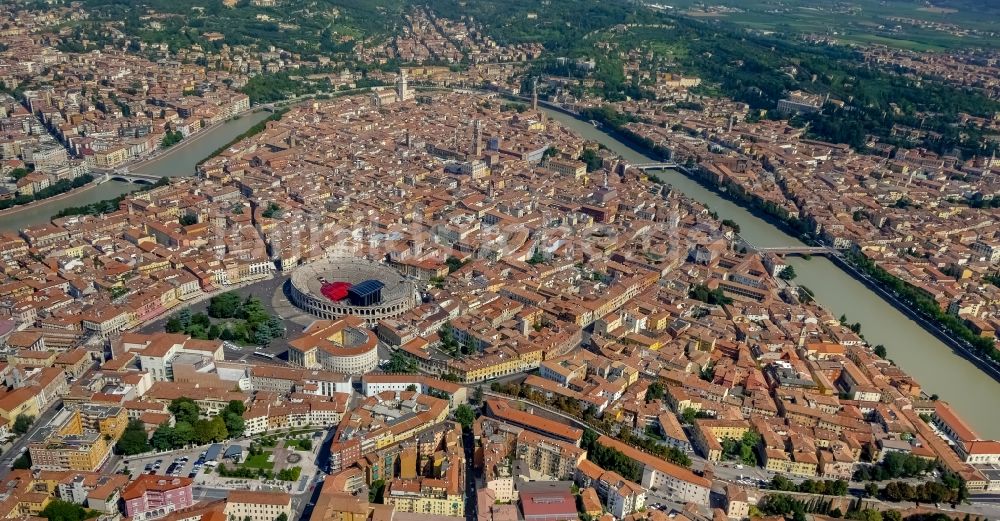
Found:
288,258 -> 420,326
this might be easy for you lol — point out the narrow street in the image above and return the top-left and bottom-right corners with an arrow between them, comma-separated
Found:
0,399 -> 64,481
463,429 -> 476,521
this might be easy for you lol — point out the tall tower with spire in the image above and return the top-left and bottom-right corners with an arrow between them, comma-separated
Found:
396,70 -> 409,102
471,119 -> 483,156
531,77 -> 539,112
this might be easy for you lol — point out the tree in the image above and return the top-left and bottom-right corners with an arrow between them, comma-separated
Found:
261,202 -> 282,219
12,452 -> 30,469
445,256 -> 466,273
699,362 -> 715,382
681,407 -> 697,424
227,400 -> 246,416
208,292 -> 242,318
116,419 -> 151,455
873,344 -> 888,358
277,467 -> 301,481
387,351 -> 416,372
853,452 -> 935,481
369,480 -> 386,503
266,315 -> 285,338
830,479 -> 849,496
688,283 -> 732,305
193,417 -> 228,444
176,308 -> 192,328
169,397 -> 200,425
461,334 -> 477,355
581,429 -> 643,483
865,482 -> 880,498
193,419 -> 214,444
645,382 -> 665,402
455,404 -> 475,430
883,481 -> 914,502
165,316 -> 183,333
210,416 -> 229,441
275,514 -> 288,521
883,511 -> 902,521
253,326 -> 273,346
13,414 -> 34,435
580,148 -> 602,172
223,412 -> 245,439
151,424 -> 176,451
779,265 -> 797,280
39,500 -> 94,521
174,421 -> 195,446
161,130 -> 183,148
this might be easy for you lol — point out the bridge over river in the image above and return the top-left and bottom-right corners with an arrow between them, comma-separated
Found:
103,170 -> 162,184
734,233 -> 843,257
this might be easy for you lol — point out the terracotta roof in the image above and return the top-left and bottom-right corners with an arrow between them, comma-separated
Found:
597,435 -> 710,488
226,490 -> 290,506
122,475 -> 192,500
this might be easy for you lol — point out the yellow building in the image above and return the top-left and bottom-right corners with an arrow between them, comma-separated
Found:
312,493 -> 379,521
16,493 -> 51,516
399,446 -> 418,479
28,409 -> 113,472
386,479 -> 462,517
548,158 -> 587,179
762,450 -> 818,477
79,404 -> 129,440
448,346 -> 542,383
692,419 -> 753,463
60,243 -> 86,259
0,469 -> 71,517
8,349 -> 57,367
0,387 -> 41,422
92,145 -> 130,168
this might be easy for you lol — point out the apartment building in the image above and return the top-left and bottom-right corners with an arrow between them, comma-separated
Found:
122,475 -> 194,520
223,490 -> 292,521
28,409 -> 113,472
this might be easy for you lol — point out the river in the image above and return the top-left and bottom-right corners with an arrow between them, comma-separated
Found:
542,107 -> 1000,439
0,111 -> 273,232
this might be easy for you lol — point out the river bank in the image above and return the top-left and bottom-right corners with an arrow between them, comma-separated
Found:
539,104 -> 1000,438
125,108 -> 269,178
0,111 -> 263,226
0,110 -> 274,232
673,159 -> 1000,384
828,254 -> 1000,381
0,176 -> 102,219
544,101 -> 1000,377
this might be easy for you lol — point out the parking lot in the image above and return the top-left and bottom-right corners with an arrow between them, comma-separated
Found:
119,430 -> 327,495
121,445 -> 228,482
